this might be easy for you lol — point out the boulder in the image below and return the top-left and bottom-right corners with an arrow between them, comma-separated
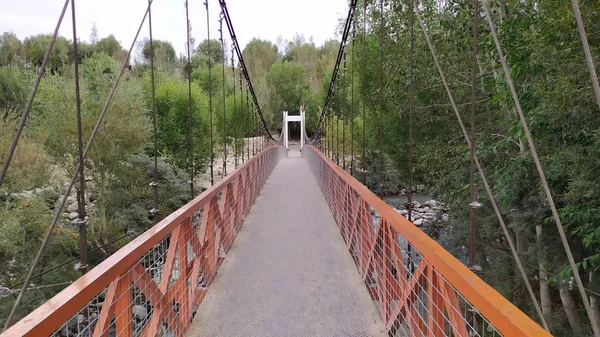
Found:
88,192 -> 98,203
132,305 -> 148,320
67,203 -> 79,213
68,212 -> 79,220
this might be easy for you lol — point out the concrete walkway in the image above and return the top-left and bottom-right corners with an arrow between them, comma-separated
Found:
186,156 -> 385,337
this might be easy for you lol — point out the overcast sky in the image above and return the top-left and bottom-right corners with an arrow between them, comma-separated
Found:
0,0 -> 348,58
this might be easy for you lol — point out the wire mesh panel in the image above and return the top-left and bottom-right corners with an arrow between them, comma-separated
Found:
303,145 -> 550,337
2,146 -> 285,337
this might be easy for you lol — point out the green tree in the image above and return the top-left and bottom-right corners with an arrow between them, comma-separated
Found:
142,39 -> 176,68
0,32 -> 24,66
194,39 -> 224,65
241,39 -> 279,126
0,197 -> 78,328
23,34 -> 70,72
0,67 -> 27,121
148,73 -> 211,174
95,35 -> 126,63
267,61 -> 308,127
33,53 -> 148,235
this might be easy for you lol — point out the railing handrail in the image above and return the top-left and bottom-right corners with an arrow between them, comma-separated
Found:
305,145 -> 550,337
1,145 -> 280,337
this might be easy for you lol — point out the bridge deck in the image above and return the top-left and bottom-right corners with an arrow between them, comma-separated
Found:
186,155 -> 386,337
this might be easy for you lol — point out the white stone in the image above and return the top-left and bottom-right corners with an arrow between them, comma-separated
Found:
67,203 -> 79,213
397,209 -> 408,216
68,212 -> 79,220
442,214 -> 449,222
132,305 -> 147,319
428,200 -> 438,208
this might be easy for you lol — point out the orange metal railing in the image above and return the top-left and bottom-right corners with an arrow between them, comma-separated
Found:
303,145 -> 551,337
2,146 -> 285,337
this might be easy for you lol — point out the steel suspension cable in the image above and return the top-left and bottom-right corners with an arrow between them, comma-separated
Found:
219,14 -> 227,177
246,87 -> 250,160
480,1 -> 597,333
474,239 -> 600,297
329,94 -> 333,158
327,110 -> 331,158
569,0 -> 600,112
238,70 -> 244,164
254,102 -> 258,153
313,0 -> 358,140
378,0 -> 384,198
362,0 -> 367,184
0,0 -> 70,188
251,101 -> 255,156
218,0 -> 275,141
204,0 -> 214,186
325,111 -> 328,156
414,6 -> 550,330
350,21 -> 356,176
186,0 -> 196,196
330,110 -> 333,159
148,0 -> 159,221
342,50 -> 347,171
468,0 -> 479,269
70,0 -> 88,279
2,2 -> 155,330
231,49 -> 238,168
335,75 -> 340,165
407,0 -> 414,223
261,110 -> 265,150
7,219 -> 175,292
341,49 -> 346,171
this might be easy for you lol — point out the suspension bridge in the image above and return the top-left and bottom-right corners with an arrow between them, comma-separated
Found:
2,0 -> 600,335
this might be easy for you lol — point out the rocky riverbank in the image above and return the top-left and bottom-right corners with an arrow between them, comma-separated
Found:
391,198 -> 448,226
197,136 -> 266,191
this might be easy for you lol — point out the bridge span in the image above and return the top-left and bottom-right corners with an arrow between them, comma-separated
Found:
1,145 -> 549,337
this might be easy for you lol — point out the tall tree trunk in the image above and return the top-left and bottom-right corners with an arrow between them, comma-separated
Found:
98,166 -> 107,234
560,282 -> 584,336
589,272 -> 600,332
536,225 -> 552,323
515,230 -> 528,307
